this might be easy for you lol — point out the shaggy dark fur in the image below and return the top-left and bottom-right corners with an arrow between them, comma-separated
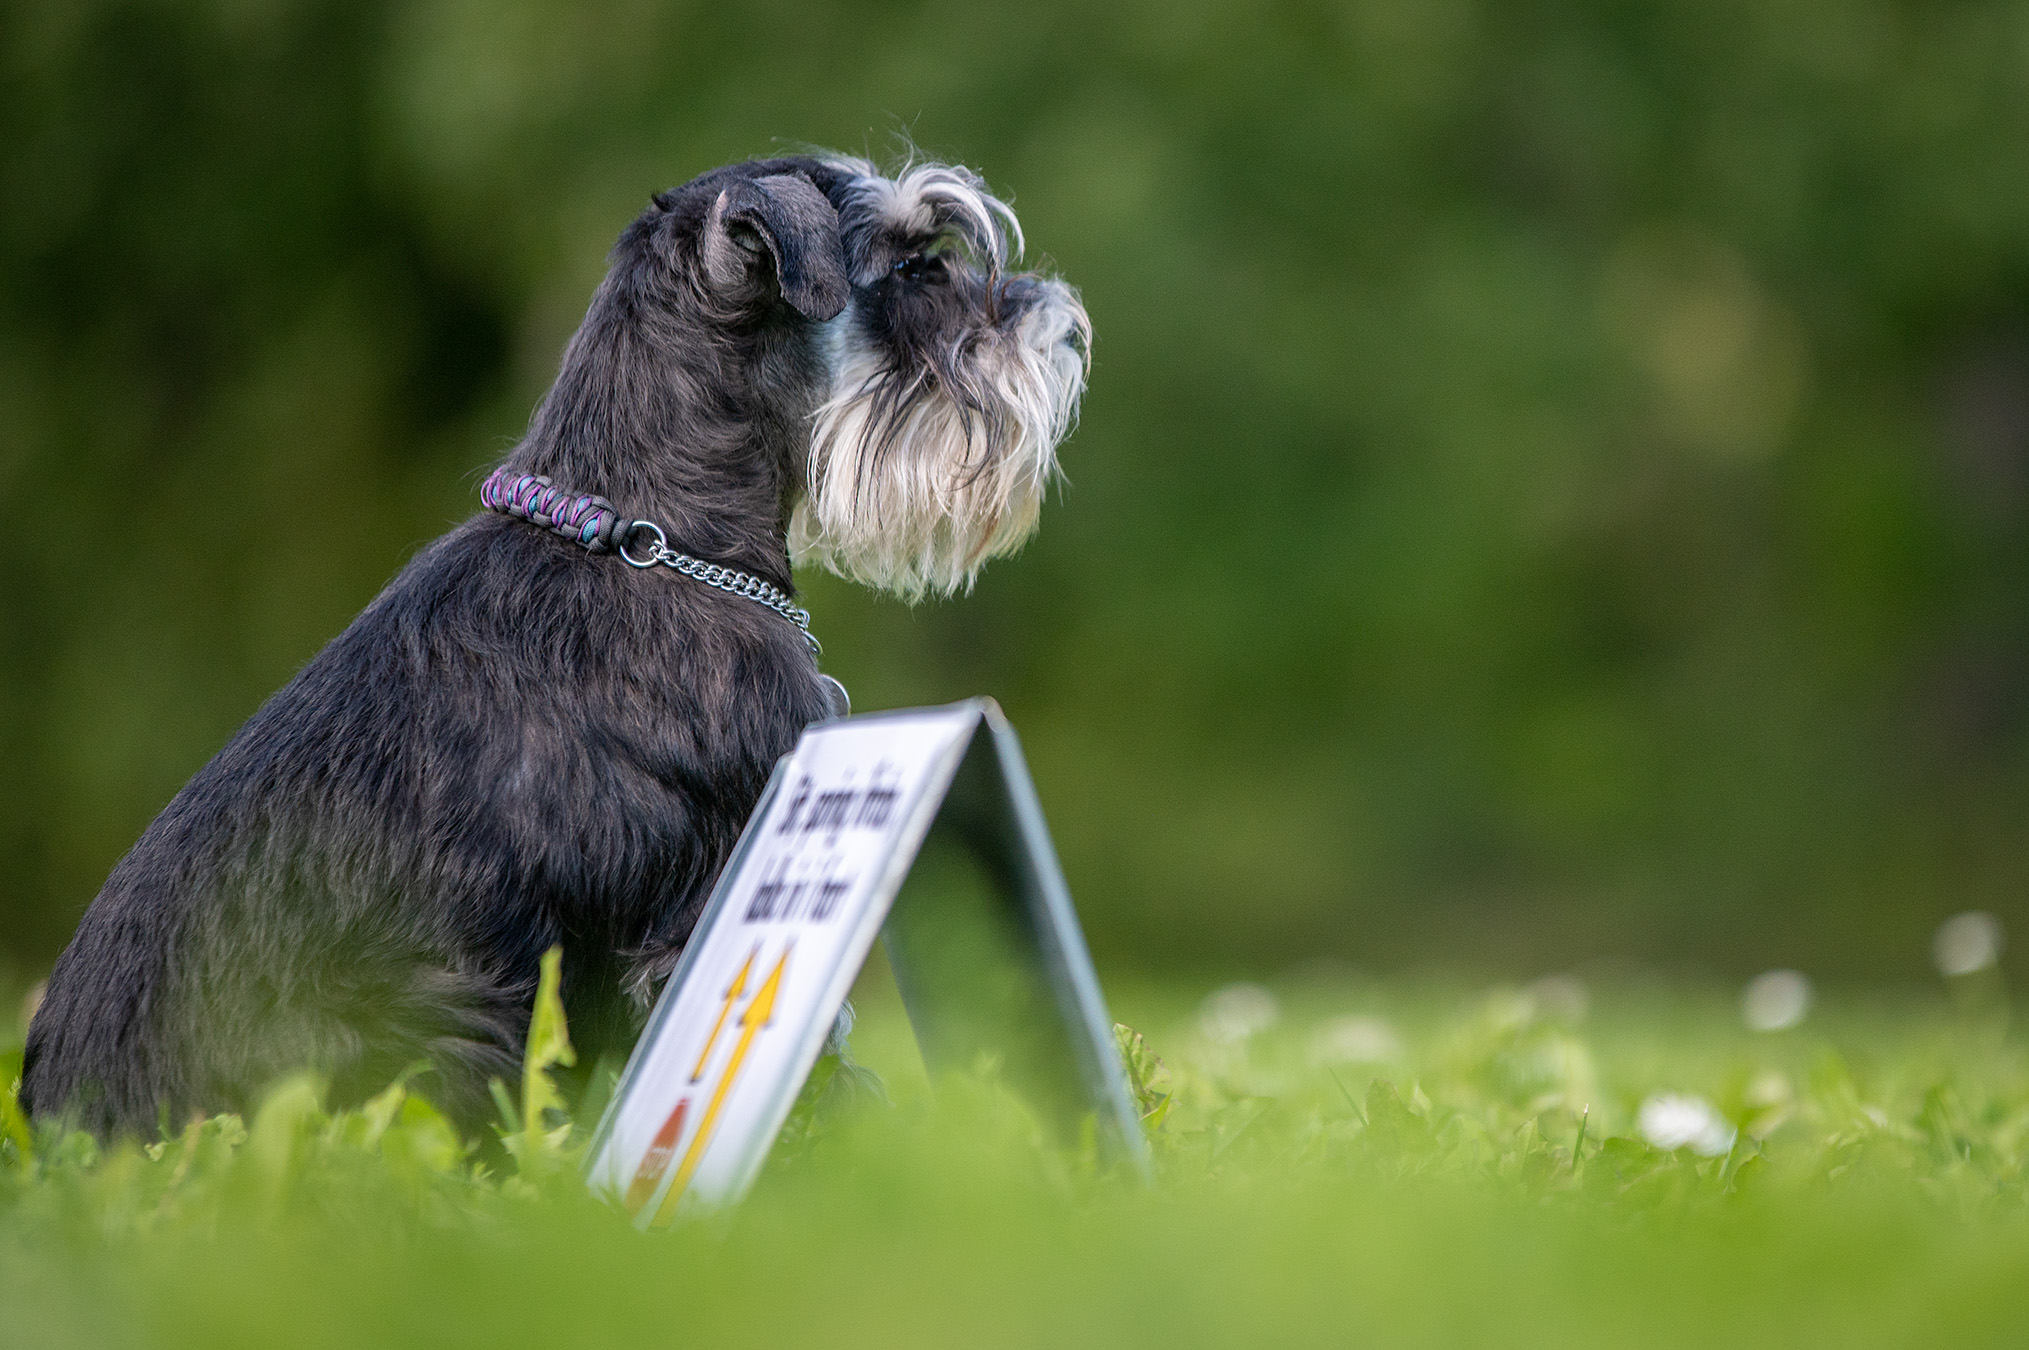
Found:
21,157 -> 916,1138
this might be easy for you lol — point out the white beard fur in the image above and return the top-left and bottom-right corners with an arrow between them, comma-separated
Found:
790,166 -> 1089,601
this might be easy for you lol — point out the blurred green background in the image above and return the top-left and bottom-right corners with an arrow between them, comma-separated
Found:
4,0 -> 2028,985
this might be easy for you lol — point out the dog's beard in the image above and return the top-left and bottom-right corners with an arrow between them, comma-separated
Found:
791,283 -> 1088,601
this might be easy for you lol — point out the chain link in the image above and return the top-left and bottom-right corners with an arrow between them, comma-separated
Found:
618,520 -> 820,655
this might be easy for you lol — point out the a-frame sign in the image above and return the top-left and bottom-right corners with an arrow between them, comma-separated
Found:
585,699 -> 1149,1222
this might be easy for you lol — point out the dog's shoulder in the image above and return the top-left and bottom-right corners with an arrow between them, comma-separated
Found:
292,512 -> 824,761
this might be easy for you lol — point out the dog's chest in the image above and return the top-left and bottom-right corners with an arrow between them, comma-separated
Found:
395,532 -> 822,939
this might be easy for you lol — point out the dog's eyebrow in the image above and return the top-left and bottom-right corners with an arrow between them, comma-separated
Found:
907,170 -> 1022,265
886,216 -> 998,275
827,160 -> 1023,273
889,223 -> 961,255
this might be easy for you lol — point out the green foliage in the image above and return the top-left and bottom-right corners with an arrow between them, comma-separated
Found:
502,944 -> 577,1178
1114,1022 -> 1173,1129
7,979 -> 2029,1345
9,2 -> 2029,978
0,1049 -> 31,1166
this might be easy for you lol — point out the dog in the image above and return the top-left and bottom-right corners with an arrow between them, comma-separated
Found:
21,153 -> 1090,1139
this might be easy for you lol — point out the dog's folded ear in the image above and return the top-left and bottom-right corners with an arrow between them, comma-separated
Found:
700,173 -> 849,322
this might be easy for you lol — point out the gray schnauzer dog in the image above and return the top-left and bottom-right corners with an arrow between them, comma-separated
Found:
22,154 -> 1089,1139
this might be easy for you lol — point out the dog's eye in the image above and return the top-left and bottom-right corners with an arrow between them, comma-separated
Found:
891,254 -> 932,283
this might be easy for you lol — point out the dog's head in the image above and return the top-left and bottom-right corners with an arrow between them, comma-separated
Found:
605,155 -> 1088,601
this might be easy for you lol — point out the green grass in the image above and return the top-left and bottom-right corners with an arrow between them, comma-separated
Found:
6,969 -> 2029,1348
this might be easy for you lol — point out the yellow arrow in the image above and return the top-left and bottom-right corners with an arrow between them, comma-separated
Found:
653,945 -> 790,1225
691,945 -> 758,1083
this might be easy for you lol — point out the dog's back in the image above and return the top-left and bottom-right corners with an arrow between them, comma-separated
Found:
23,516 -> 828,1135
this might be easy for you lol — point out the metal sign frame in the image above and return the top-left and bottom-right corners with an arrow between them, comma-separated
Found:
584,699 -> 1148,1219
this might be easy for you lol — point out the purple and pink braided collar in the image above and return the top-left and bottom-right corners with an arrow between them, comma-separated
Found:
480,467 -> 626,552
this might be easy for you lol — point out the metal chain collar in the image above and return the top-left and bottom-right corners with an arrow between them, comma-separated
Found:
617,520 -> 820,656
479,468 -> 823,658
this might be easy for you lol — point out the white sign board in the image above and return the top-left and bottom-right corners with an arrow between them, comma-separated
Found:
585,699 -> 1144,1222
